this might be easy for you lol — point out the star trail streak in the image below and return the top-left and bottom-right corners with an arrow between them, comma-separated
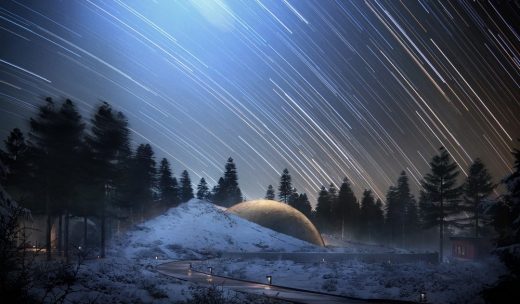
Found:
0,0 -> 518,203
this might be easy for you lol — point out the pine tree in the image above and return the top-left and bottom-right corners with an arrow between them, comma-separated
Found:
420,147 -> 462,262
85,102 -> 130,257
386,171 -> 415,246
129,144 -> 157,212
487,142 -> 520,282
29,98 -> 85,261
265,184 -> 275,200
212,158 -> 242,207
211,177 -> 225,204
179,170 -> 194,202
404,197 -> 420,243
158,158 -> 179,206
395,172 -> 411,242
418,190 -> 431,229
494,144 -> 520,248
483,145 -> 520,303
294,193 -> 312,218
196,177 -> 210,200
327,182 -> 338,229
334,178 -> 358,240
384,185 -> 400,243
278,168 -> 292,203
28,98 -> 58,260
360,190 -> 373,240
56,99 -> 85,262
287,187 -> 299,207
359,190 -> 383,242
374,198 -> 385,241
0,128 -> 30,201
222,157 -> 242,206
315,186 -> 332,231
462,158 -> 494,238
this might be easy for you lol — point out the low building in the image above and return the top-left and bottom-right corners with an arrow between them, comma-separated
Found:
450,236 -> 492,260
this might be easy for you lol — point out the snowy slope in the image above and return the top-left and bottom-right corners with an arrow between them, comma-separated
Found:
120,199 -> 321,259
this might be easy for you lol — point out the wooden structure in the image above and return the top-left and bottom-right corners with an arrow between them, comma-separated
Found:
450,236 -> 491,260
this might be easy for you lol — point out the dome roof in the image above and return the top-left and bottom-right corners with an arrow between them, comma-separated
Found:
227,199 -> 324,246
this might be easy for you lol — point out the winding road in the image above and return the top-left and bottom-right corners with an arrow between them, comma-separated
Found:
156,260 -> 413,304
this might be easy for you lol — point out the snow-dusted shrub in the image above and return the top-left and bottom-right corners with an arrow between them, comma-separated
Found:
0,182 -> 35,302
140,277 -> 168,299
134,246 -> 166,259
167,243 -> 184,251
254,242 -> 269,249
322,278 -> 338,292
229,267 -> 246,280
181,285 -> 240,304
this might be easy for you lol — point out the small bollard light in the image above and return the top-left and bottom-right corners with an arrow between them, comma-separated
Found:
155,256 -> 158,260
208,267 -> 213,275
78,246 -> 82,250
189,263 -> 192,270
419,292 -> 427,303
266,275 -> 272,285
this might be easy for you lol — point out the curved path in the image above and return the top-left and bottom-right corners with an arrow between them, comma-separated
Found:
157,260 -> 412,304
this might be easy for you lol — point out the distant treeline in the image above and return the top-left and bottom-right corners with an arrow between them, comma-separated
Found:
1,97 -> 519,266
267,146 -> 519,263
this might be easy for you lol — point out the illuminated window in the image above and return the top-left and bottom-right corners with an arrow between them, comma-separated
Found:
455,244 -> 466,256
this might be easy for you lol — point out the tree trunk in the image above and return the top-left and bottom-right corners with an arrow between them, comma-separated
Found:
475,195 -> 479,238
101,210 -> 105,258
64,210 -> 69,263
46,213 -> 52,261
401,222 -> 405,248
341,217 -> 345,240
58,213 -> 62,254
101,183 -> 112,258
45,191 -> 52,261
439,216 -> 443,263
439,200 -> 444,263
83,216 -> 88,248
439,183 -> 444,263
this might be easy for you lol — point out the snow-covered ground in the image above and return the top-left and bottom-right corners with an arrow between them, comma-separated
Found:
27,199 -> 322,303
30,257 -> 190,304
118,199 -> 322,259
193,257 -> 506,303
25,199 -> 508,303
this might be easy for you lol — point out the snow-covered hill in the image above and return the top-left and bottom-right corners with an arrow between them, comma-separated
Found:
120,199 -> 321,259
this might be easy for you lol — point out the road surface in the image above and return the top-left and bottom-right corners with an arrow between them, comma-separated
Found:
157,260 -> 412,304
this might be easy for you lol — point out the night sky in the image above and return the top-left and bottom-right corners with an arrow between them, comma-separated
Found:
0,0 -> 518,204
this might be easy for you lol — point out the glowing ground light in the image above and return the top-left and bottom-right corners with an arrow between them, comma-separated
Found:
419,292 -> 427,303
266,275 -> 272,285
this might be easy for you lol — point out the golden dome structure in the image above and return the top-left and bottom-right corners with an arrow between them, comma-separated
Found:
227,199 -> 324,246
